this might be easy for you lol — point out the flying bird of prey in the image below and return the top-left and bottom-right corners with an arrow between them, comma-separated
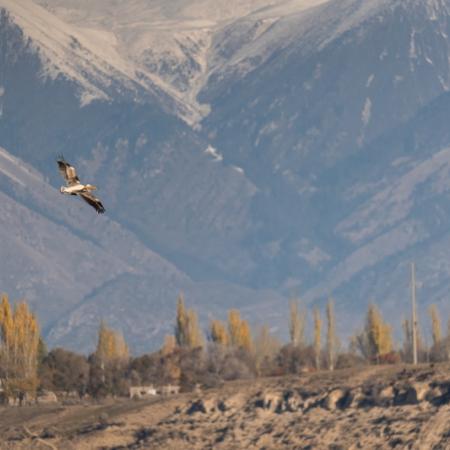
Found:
57,156 -> 105,214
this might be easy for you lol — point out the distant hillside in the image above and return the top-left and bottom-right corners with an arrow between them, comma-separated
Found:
0,0 -> 450,351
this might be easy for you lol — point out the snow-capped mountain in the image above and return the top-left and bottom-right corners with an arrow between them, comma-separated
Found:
1,0 -> 450,350
11,0 -> 333,124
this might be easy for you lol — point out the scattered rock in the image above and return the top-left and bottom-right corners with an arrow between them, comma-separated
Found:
404,382 -> 429,404
337,389 -> 354,409
40,426 -> 58,439
284,392 -> 300,412
376,386 -> 395,406
262,392 -> 282,412
221,393 -> 246,411
302,396 -> 319,411
350,388 -> 365,408
324,389 -> 345,410
186,399 -> 207,415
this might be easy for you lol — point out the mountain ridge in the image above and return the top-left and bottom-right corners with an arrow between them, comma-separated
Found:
1,0 -> 450,351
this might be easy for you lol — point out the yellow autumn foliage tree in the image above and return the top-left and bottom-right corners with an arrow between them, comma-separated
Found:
95,321 -> 129,365
161,335 -> 177,355
429,304 -> 442,347
209,319 -> 229,345
355,304 -> 392,362
228,309 -> 253,352
174,294 -> 204,349
228,309 -> 241,347
0,294 -> 13,371
186,309 -> 204,348
369,304 -> 392,358
326,299 -> 337,371
0,294 -> 40,396
240,320 -> 253,352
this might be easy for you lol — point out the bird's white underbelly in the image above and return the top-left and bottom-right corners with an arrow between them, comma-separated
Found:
62,184 -> 85,194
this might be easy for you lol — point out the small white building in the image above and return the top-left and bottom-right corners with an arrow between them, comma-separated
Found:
129,385 -> 157,399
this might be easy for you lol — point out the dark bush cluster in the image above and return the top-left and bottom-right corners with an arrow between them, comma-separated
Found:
36,344 -> 260,399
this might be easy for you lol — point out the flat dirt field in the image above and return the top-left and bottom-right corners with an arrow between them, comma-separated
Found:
1,364 -> 450,449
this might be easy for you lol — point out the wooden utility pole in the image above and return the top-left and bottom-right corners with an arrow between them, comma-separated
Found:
411,262 -> 418,365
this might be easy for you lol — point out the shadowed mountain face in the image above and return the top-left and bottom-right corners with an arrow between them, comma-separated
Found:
200,0 -> 450,316
0,0 -> 450,352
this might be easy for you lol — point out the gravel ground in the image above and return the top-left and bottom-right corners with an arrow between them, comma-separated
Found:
1,364 -> 450,449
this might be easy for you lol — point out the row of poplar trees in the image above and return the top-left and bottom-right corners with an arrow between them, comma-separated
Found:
172,294 -> 450,369
173,294 -> 339,371
174,295 -> 253,351
289,299 -> 339,370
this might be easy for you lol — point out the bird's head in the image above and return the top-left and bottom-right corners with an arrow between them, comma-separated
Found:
60,186 -> 65,194
85,184 -> 97,191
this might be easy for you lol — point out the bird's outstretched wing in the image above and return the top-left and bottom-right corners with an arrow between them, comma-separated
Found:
79,191 -> 105,214
57,156 -> 80,186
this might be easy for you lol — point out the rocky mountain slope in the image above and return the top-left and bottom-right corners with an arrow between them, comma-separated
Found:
1,0 -> 450,351
201,0 -> 450,325
0,142 -> 283,353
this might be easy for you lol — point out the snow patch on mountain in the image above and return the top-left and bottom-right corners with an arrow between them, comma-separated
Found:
361,98 -> 372,127
205,0 -> 398,89
204,145 -> 223,161
366,74 -> 375,87
28,0 -> 336,125
6,0 -> 438,130
0,0 -> 208,123
33,0 -> 301,123
9,0 -> 412,132
0,0 -> 122,104
410,30 -> 418,60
